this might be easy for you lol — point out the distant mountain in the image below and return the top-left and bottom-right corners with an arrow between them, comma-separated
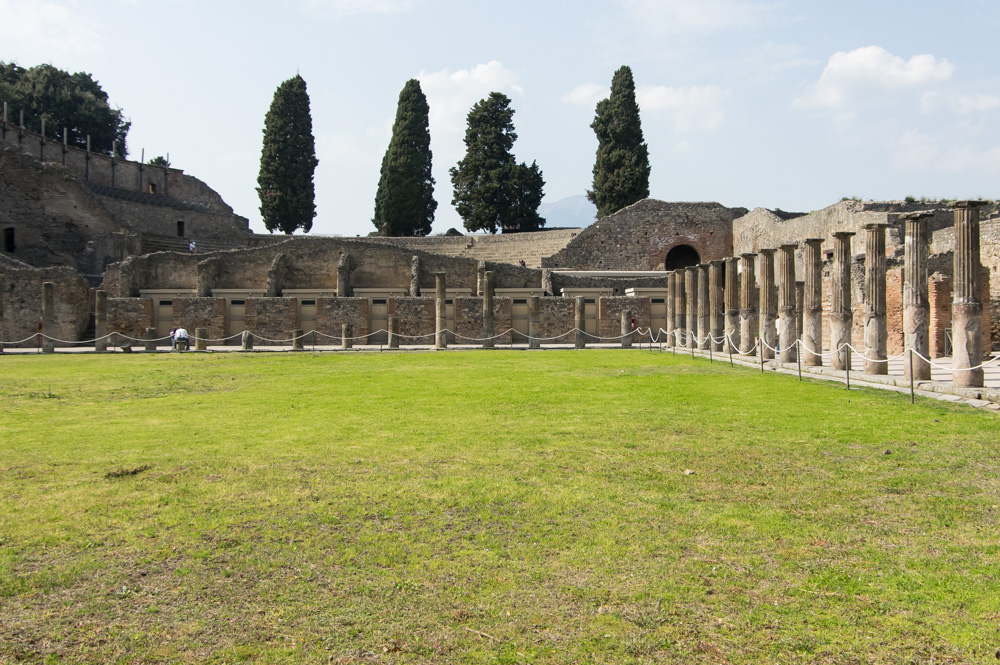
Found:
538,195 -> 597,229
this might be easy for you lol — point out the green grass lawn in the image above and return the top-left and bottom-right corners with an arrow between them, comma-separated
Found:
1,349 -> 998,664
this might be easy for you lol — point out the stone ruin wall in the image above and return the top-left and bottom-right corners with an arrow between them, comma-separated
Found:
0,255 -> 92,346
543,200 -> 746,270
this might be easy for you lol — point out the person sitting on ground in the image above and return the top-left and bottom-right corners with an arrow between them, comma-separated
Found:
171,327 -> 189,351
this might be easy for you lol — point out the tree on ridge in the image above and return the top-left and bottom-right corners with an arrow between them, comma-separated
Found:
373,79 -> 436,236
587,65 -> 650,217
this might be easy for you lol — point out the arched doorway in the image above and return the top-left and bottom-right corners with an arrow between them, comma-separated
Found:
665,244 -> 700,270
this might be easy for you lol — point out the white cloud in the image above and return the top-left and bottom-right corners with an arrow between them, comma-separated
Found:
892,129 -> 1000,173
794,46 -> 954,110
638,85 -> 732,131
0,0 -> 104,63
299,0 -> 416,16
619,0 -> 768,34
562,83 -> 605,107
418,61 -> 523,162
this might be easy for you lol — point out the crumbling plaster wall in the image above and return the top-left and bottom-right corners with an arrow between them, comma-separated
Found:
0,254 -> 91,346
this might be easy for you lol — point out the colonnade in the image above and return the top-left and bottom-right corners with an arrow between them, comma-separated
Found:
660,201 -> 990,389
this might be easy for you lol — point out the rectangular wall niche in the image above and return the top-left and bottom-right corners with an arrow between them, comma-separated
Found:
3,227 -> 14,252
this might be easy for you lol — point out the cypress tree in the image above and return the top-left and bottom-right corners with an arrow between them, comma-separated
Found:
450,92 -> 545,234
373,79 -> 436,236
257,75 -> 318,235
586,65 -> 650,217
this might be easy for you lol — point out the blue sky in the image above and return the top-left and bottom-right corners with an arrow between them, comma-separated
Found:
3,0 -> 1000,236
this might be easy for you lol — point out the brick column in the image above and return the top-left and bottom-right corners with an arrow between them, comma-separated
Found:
685,267 -> 698,349
665,271 -> 675,346
864,224 -> 888,375
722,257 -> 738,353
830,232 -> 855,371
709,260 -> 724,352
621,309 -> 632,348
528,296 -> 540,349
697,263 -> 710,349
739,253 -> 757,355
95,290 -> 108,353
952,201 -> 985,387
902,212 -> 932,381
435,272 -> 447,349
574,296 -> 586,349
758,249 -> 777,360
42,282 -> 56,353
801,239 -> 823,366
777,245 -> 797,363
482,271 -> 495,349
388,317 -> 400,349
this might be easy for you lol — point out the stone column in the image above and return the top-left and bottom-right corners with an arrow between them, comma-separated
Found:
144,327 -> 158,352
574,296 -> 586,348
697,263 -> 710,350
528,296 -> 541,349
709,260 -> 724,352
674,269 -> 686,347
864,224 -> 888,375
336,254 -> 352,297
758,249 -> 777,360
95,290 -> 108,352
482,271 -> 495,349
723,257 -> 739,352
952,201 -> 986,387
409,256 -> 421,296
342,323 -> 353,350
0,277 -> 4,354
388,316 -> 399,349
801,239 -> 823,366
795,282 -> 804,347
291,329 -> 304,351
621,309 -> 633,348
434,272 -> 447,349
42,282 -> 56,353
739,253 -> 757,355
830,232 -> 855,371
777,245 -> 797,363
902,212 -> 931,381
241,329 -> 253,351
195,327 -> 208,351
683,267 -> 696,349
664,271 -> 675,346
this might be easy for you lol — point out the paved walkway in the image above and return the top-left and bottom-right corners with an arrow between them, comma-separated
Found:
4,341 -> 998,412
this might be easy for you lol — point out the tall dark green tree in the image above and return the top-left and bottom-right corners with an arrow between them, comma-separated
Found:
450,92 -> 545,234
586,65 -> 650,217
373,79 -> 436,236
0,62 -> 130,157
256,75 -> 318,235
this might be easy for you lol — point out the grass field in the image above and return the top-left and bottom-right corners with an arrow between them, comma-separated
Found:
1,349 -> 999,664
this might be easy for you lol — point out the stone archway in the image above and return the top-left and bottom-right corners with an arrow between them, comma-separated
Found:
664,244 -> 700,270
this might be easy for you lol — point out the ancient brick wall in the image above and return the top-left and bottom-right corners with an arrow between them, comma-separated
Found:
173,298 -> 226,341
315,298 -> 368,341
452,296 -> 513,344
0,257 -> 92,347
107,297 -> 153,343
538,298 -> 576,340
543,200 -> 746,270
392,298 -> 436,340
243,298 -> 298,344
598,297 -> 650,341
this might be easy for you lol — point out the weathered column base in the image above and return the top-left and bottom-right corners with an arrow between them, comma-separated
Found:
195,327 -> 208,351
864,317 -> 888,375
829,315 -> 851,371
388,317 -> 399,349
778,310 -> 796,363
621,310 -> 632,349
145,327 -> 158,352
291,329 -> 304,351
241,330 -> 253,351
342,324 -> 353,350
952,304 -> 984,387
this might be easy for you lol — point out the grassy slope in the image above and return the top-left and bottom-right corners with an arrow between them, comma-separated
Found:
0,350 -> 998,664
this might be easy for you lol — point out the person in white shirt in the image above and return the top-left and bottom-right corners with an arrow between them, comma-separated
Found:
171,327 -> 189,351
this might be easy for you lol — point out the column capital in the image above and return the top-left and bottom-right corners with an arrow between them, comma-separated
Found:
832,231 -> 855,240
898,211 -> 934,221
758,247 -> 776,256
863,222 -> 888,231
952,200 -> 988,209
709,259 -> 725,267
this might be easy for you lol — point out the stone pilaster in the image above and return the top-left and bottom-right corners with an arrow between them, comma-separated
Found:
674,269 -> 686,347
724,257 -> 739,353
388,317 -> 400,349
42,281 -> 55,353
342,323 -> 353,350
574,296 -> 586,349
739,253 -> 757,355
758,249 -> 777,360
95,290 -> 108,352
708,260 -> 724,352
482,271 -> 495,349
864,224 -> 888,375
830,232 -> 855,371
902,212 -> 931,381
685,267 -> 698,349
665,271 -> 675,346
621,309 -> 632,348
951,201 -> 986,387
435,272 -> 447,349
528,296 -> 540,349
697,263 -> 710,349
337,254 -> 353,297
777,245 -> 797,363
801,239 -> 823,366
